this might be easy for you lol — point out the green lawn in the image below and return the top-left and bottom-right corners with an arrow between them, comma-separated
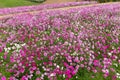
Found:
0,0 -> 42,8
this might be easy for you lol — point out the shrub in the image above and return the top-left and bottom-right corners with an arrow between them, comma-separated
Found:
29,0 -> 45,3
97,0 -> 120,3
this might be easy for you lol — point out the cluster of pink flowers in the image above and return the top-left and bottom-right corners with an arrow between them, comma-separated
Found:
0,1 -> 97,15
0,2 -> 120,80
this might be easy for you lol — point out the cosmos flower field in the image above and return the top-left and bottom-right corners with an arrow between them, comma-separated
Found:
0,1 -> 120,80
0,1 -> 97,15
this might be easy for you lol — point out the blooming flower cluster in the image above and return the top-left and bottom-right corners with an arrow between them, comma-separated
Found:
0,1 -> 97,15
0,2 -> 120,80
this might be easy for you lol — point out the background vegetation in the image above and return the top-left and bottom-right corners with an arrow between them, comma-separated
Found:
29,0 -> 45,3
0,0 -> 45,8
97,0 -> 120,3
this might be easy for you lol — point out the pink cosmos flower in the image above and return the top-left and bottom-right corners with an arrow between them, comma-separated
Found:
103,73 -> 109,78
63,62 -> 69,67
0,47 -> 2,53
21,76 -> 28,80
1,76 -> 6,80
74,57 -> 80,63
36,71 -> 40,75
20,50 -> 26,57
80,57 -> 84,61
3,55 -> 7,59
93,60 -> 100,67
118,60 -> 120,64
10,56 -> 15,62
36,78 -> 41,80
9,76 -> 16,80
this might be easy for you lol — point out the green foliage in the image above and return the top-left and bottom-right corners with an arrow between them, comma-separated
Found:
0,0 -> 40,8
97,0 -> 120,3
29,0 -> 45,3
0,50 -> 11,78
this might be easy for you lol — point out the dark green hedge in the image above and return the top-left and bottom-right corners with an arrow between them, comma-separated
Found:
29,0 -> 45,3
97,0 -> 120,3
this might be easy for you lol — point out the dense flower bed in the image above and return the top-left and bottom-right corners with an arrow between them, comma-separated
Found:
0,2 -> 120,80
0,1 -> 97,15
